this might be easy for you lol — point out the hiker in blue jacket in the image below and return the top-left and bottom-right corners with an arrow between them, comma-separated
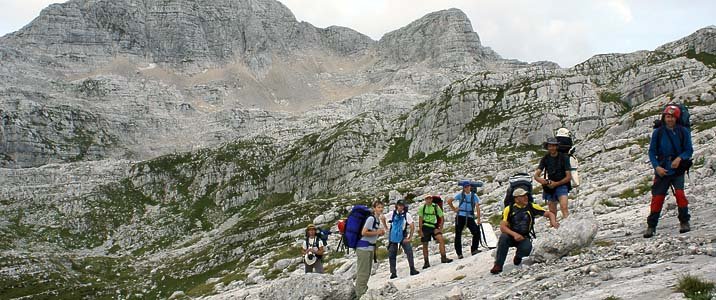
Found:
447,181 -> 482,259
644,105 -> 693,238
381,199 -> 419,279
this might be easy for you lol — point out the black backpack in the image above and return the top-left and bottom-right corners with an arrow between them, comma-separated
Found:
504,173 -> 534,208
506,203 -> 538,239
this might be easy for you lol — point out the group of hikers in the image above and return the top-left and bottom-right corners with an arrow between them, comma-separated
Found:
299,103 -> 694,299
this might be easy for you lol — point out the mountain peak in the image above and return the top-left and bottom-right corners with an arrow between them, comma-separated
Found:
378,8 -> 500,68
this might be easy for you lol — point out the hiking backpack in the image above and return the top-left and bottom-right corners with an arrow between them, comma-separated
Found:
653,103 -> 693,175
344,205 -> 375,249
387,210 -> 409,243
420,203 -> 442,228
504,173 -> 534,208
507,203 -> 538,239
555,128 -> 580,187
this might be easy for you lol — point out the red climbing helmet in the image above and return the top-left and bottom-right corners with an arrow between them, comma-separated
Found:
663,105 -> 681,119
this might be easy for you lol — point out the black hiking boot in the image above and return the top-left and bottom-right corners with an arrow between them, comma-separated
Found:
643,227 -> 656,238
513,256 -> 522,266
422,262 -> 430,269
441,257 -> 453,263
679,221 -> 691,233
457,254 -> 464,259
410,268 -> 420,276
390,273 -> 397,279
490,264 -> 502,274
471,249 -> 481,255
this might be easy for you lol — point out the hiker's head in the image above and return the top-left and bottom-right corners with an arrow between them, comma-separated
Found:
372,200 -> 385,214
544,137 -> 559,154
306,224 -> 317,237
423,194 -> 433,204
663,105 -> 680,128
458,180 -> 471,192
512,188 -> 529,205
395,199 -> 405,213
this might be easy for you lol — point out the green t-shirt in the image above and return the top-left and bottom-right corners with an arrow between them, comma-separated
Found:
417,203 -> 444,228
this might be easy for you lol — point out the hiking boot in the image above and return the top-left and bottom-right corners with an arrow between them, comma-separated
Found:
457,254 -> 464,259
410,269 -> 420,276
441,257 -> 453,264
390,273 -> 397,279
422,263 -> 430,269
679,221 -> 691,233
471,249 -> 481,255
643,227 -> 656,238
513,256 -> 522,266
490,264 -> 502,274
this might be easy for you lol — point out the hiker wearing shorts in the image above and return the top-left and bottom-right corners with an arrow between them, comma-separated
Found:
535,137 -> 572,219
491,188 -> 559,274
644,105 -> 693,238
301,224 -> 325,273
355,200 -> 385,298
382,199 -> 419,279
418,195 -> 453,269
447,181 -> 481,259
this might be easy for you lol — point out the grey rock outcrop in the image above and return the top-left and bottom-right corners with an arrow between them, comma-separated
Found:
258,273 -> 355,300
532,211 -> 599,263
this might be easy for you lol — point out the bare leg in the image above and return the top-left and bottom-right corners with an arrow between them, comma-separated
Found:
559,195 -> 569,219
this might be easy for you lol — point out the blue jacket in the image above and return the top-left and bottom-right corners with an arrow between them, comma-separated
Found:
648,125 -> 693,176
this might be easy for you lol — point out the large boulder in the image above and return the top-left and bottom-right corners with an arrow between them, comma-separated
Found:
258,273 -> 355,300
531,211 -> 598,262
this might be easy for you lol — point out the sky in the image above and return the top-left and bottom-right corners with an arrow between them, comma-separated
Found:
0,0 -> 713,67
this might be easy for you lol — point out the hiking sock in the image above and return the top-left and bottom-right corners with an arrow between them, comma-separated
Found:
677,206 -> 691,223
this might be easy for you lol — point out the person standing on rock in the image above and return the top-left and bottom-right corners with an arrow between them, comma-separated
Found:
535,137 -> 572,219
644,105 -> 693,238
447,181 -> 482,259
355,200 -> 385,298
381,199 -> 420,279
302,224 -> 325,273
491,188 -> 559,274
418,194 -> 453,269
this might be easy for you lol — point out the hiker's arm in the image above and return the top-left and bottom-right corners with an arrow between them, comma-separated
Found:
534,168 -> 547,185
544,211 -> 560,229
447,197 -> 457,212
555,171 -> 571,186
648,130 -> 661,169
418,217 -> 424,237
681,130 -> 694,160
316,245 -> 325,256
499,220 -> 523,241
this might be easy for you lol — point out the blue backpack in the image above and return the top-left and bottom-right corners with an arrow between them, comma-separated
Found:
344,205 -> 374,249
388,210 -> 408,243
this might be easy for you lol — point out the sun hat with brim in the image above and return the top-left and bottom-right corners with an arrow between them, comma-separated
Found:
543,137 -> 560,149
512,188 -> 529,197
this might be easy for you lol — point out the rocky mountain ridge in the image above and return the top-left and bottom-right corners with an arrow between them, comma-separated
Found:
1,0 -> 716,299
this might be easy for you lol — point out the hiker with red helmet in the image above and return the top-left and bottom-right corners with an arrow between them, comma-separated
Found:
644,104 -> 693,238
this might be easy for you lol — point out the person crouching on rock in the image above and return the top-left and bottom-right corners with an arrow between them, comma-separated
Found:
490,188 -> 559,274
381,199 -> 420,279
355,200 -> 385,299
302,224 -> 325,273
418,194 -> 453,269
